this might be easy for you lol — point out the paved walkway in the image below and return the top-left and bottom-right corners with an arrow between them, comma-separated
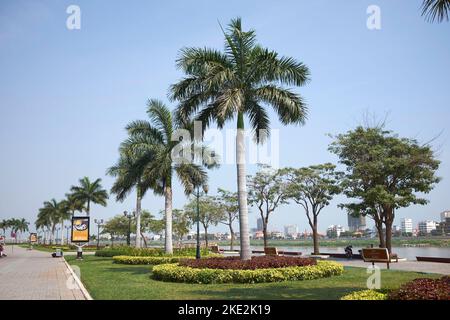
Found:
0,245 -> 86,300
331,258 -> 450,275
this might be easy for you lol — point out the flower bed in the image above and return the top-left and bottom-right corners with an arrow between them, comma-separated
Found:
95,246 -> 210,257
340,290 -> 388,300
388,276 -> 450,300
152,260 -> 344,284
340,276 -> 450,300
113,255 -> 194,265
179,256 -> 316,270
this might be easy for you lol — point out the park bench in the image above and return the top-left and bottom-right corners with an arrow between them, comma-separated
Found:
264,247 -> 278,256
361,248 -> 398,269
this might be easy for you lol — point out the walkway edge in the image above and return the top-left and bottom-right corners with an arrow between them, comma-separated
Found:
63,258 -> 93,300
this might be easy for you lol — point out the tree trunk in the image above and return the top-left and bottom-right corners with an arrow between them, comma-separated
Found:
204,226 -> 208,248
385,221 -> 392,254
60,221 -> 64,245
135,189 -> 142,248
229,224 -> 234,251
86,200 -> 90,216
140,231 -> 147,247
312,226 -> 319,255
375,220 -> 386,248
262,221 -> 268,249
164,184 -> 173,254
236,112 -> 251,260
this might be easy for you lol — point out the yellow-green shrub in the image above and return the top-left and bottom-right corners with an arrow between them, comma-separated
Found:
113,255 -> 193,265
151,260 -> 344,284
340,290 -> 388,300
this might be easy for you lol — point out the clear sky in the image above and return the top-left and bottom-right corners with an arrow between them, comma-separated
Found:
1,0 -> 449,234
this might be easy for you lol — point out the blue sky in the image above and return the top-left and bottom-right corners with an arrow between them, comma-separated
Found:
1,0 -> 449,234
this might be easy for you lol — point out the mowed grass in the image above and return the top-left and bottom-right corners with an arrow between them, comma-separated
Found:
65,255 -> 440,300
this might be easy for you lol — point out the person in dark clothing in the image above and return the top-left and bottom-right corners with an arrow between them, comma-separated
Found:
345,245 -> 353,259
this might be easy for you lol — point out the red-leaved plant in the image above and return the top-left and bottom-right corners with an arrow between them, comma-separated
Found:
389,276 -> 450,300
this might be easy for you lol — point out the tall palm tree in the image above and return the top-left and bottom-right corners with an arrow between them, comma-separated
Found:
0,219 -> 10,236
65,193 -> 85,217
38,199 -> 61,244
117,99 -> 209,254
421,0 -> 450,22
108,153 -> 147,248
171,18 -> 310,259
70,177 -> 108,216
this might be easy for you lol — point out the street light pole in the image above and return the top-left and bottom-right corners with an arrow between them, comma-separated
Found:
123,211 -> 134,246
196,186 -> 201,259
94,219 -> 104,250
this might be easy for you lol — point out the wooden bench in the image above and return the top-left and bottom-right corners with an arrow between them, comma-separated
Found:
361,248 -> 398,269
210,245 -> 221,254
264,247 -> 278,256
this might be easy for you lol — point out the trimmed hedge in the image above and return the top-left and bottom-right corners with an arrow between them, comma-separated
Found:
151,260 -> 344,284
340,290 -> 388,300
95,246 -> 211,257
113,255 -> 194,265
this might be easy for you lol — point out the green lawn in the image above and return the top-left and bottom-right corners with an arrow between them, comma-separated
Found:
65,255 -> 440,300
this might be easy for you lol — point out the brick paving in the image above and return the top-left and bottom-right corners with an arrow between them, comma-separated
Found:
0,245 -> 86,300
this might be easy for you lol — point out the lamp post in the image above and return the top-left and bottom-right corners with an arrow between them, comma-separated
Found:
195,186 -> 201,259
123,211 -> 134,246
65,226 -> 71,245
93,219 -> 104,250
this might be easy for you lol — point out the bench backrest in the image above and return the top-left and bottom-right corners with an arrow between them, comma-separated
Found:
361,248 -> 390,262
264,247 -> 278,256
210,245 -> 220,253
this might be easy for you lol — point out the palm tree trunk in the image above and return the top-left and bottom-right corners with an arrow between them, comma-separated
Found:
60,221 -> 64,245
135,189 -> 142,248
164,184 -> 173,254
140,231 -> 147,247
236,112 -> 251,260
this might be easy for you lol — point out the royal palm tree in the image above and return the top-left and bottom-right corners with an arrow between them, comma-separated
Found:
108,152 -> 147,248
0,219 -> 10,236
117,99 -> 209,254
421,0 -> 450,22
64,193 -> 85,217
70,177 -> 108,216
171,18 -> 310,259
38,199 -> 61,244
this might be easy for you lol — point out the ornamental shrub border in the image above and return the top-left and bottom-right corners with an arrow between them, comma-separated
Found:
340,290 -> 389,300
151,260 -> 344,284
95,246 -> 211,257
113,255 -> 194,265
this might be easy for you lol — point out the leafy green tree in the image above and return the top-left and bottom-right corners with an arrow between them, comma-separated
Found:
118,99 -> 208,254
421,0 -> 450,22
329,126 -> 440,252
70,177 -> 108,216
184,194 -> 222,248
286,164 -> 342,255
171,18 -> 310,259
247,165 -> 290,248
171,209 -> 192,247
215,188 -> 239,250
102,215 -> 130,246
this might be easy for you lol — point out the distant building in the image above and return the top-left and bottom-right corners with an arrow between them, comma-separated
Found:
418,220 -> 438,235
401,218 -> 413,234
270,231 -> 284,239
257,218 -> 263,231
440,211 -> 450,222
347,213 -> 366,232
254,231 -> 264,240
327,225 -> 345,238
284,225 -> 299,239
433,217 -> 450,236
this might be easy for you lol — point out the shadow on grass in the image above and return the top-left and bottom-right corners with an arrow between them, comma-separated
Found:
105,265 -> 151,275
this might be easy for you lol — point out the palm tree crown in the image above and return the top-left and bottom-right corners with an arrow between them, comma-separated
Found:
421,0 -> 450,23
70,177 -> 108,215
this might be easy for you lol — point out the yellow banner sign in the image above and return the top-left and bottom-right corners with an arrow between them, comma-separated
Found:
30,233 -> 37,243
71,217 -> 90,243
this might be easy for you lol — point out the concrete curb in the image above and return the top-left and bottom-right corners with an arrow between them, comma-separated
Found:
63,258 -> 93,300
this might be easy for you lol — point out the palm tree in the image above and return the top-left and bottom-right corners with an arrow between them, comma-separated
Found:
0,219 -> 10,236
38,199 -> 61,244
117,99 -> 209,254
70,177 -> 108,216
108,153 -> 147,248
421,0 -> 450,22
65,193 -> 85,217
171,18 -> 310,259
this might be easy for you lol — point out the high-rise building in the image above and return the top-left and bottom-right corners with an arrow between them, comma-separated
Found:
284,225 -> 298,238
440,211 -> 450,222
401,218 -> 413,234
347,213 -> 366,232
257,218 -> 263,231
326,225 -> 345,238
418,220 -> 438,234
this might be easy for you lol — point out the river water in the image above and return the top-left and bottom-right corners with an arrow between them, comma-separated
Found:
221,246 -> 450,260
